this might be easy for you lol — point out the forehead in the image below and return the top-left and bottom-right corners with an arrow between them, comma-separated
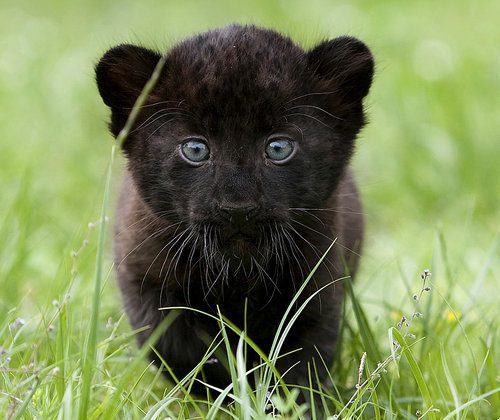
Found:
161,26 -> 308,135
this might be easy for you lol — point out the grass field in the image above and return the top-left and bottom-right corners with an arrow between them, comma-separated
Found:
0,0 -> 499,418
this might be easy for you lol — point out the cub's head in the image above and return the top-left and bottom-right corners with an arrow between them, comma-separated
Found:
96,25 -> 373,271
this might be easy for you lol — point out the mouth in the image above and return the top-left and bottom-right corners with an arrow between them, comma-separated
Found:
222,224 -> 257,241
193,222 -> 265,264
227,231 -> 253,241
220,229 -> 259,259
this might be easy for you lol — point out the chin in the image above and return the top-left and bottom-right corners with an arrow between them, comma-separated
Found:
222,237 -> 257,258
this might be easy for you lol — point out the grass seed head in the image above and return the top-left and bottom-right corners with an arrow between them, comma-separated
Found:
9,317 -> 26,331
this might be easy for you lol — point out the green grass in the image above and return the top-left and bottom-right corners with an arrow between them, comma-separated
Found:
1,0 -> 499,418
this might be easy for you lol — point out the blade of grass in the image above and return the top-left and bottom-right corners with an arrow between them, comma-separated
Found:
344,279 -> 393,402
307,363 -> 316,419
344,279 -> 384,364
261,240 -> 337,404
101,310 -> 178,419
159,305 -> 295,402
442,387 -> 500,420
236,332 -> 251,420
78,51 -> 168,419
311,358 -> 333,416
461,236 -> 498,314
391,328 -> 436,420
143,338 -> 223,420
78,140 -> 115,419
12,376 -> 39,420
216,307 -> 241,418
59,378 -> 74,420
440,343 -> 460,419
372,383 -> 382,420
55,301 -> 68,401
314,346 -> 344,409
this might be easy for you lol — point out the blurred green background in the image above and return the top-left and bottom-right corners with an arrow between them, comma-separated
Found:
1,0 -> 498,315
1,0 -> 499,416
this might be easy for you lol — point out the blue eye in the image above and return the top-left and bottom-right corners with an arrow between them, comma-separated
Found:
181,138 -> 210,163
265,137 -> 295,162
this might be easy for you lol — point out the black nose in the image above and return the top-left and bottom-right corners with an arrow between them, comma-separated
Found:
220,205 -> 257,227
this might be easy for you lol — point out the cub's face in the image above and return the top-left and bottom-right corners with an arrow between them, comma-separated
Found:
96,25 -> 373,266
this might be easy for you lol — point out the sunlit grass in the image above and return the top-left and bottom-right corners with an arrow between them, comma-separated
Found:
0,0 -> 499,418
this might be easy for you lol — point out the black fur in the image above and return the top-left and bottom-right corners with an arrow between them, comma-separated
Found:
96,24 -> 373,395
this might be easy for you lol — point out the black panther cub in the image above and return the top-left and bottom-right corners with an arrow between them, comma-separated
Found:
96,24 -> 373,393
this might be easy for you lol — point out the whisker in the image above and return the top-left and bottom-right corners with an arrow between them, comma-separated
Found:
283,91 -> 338,105
139,112 -> 187,138
289,209 -> 325,227
114,210 -> 176,238
122,100 -> 184,110
286,223 -> 328,310
284,112 -> 335,131
144,116 -> 183,142
156,227 -> 192,307
116,221 -> 183,270
157,226 -> 191,280
132,108 -> 192,133
289,217 -> 361,258
280,225 -> 306,286
288,207 -> 366,216
284,105 -> 343,121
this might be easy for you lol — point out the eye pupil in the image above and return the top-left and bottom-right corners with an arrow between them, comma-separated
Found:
265,137 -> 294,162
181,139 -> 210,163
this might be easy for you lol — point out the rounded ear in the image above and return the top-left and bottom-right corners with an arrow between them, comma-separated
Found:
95,44 -> 162,110
307,36 -> 374,109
